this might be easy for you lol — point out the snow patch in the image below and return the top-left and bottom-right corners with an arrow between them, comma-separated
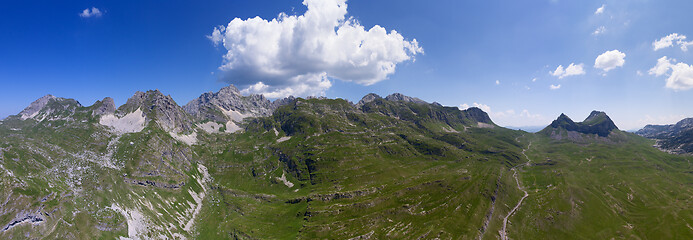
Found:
100,108 -> 147,134
276,172 -> 294,188
170,131 -> 197,145
273,128 -> 279,136
277,136 -> 291,143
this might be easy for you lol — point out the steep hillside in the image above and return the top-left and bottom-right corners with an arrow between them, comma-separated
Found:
637,118 -> 693,154
540,111 -> 620,138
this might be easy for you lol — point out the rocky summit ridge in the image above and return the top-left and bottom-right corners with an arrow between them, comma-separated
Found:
637,117 -> 693,154
7,85 -> 499,143
542,110 -> 619,137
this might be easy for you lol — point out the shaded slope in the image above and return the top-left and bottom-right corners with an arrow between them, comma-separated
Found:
540,111 -> 619,138
637,118 -> 693,154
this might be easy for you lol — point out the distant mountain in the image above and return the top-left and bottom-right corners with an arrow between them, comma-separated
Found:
540,111 -> 619,138
636,118 -> 693,154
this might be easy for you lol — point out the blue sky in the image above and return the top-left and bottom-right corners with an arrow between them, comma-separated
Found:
1,0 -> 692,130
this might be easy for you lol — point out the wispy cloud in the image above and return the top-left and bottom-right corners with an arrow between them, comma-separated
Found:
592,26 -> 606,36
594,4 -> 605,15
79,7 -> 102,18
653,33 -> 693,51
550,84 -> 561,90
551,63 -> 585,79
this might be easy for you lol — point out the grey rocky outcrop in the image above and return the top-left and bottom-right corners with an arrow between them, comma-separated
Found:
356,93 -> 382,108
119,90 -> 194,134
19,95 -> 57,119
384,93 -> 427,104
183,85 -> 295,123
637,117 -> 693,154
91,97 -> 116,116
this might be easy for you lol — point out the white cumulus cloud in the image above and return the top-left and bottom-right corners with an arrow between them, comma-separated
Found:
595,4 -> 605,15
550,84 -> 561,90
209,0 -> 423,98
653,33 -> 693,51
79,7 -> 102,18
594,50 -> 625,72
551,63 -> 585,79
648,56 -> 693,91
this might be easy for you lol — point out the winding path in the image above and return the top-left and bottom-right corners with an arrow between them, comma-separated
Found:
499,141 -> 532,240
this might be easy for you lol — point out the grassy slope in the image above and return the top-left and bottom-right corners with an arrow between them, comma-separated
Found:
1,98 -> 692,239
510,132 -> 693,239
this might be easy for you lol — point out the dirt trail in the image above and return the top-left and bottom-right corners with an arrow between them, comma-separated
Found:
499,141 -> 532,240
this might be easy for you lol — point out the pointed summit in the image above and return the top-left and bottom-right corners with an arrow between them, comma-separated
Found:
18,94 -> 82,121
91,97 -> 116,116
184,84 -> 293,124
117,90 -> 194,133
542,110 -> 618,137
356,93 -> 382,107
19,94 -> 57,119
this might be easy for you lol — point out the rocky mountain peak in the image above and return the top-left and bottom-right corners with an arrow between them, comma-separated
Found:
91,97 -> 116,116
384,93 -> 427,104
218,85 -> 241,96
19,94 -> 57,119
183,85 -> 292,124
462,107 -> 494,124
636,117 -> 693,154
583,111 -> 610,124
356,93 -> 382,107
119,90 -> 194,133
544,111 -> 618,137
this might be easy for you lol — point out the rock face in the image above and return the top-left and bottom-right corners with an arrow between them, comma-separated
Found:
636,118 -> 693,154
118,90 -> 194,134
19,95 -> 57,119
17,94 -> 83,121
183,85 -> 294,123
356,93 -> 382,107
543,111 -> 618,137
463,107 -> 494,124
384,93 -> 427,104
91,97 -> 116,116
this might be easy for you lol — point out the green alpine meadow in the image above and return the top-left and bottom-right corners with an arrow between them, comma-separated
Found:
0,87 -> 691,239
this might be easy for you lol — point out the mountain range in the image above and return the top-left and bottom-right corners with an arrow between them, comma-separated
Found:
637,118 -> 693,154
0,85 -> 691,239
